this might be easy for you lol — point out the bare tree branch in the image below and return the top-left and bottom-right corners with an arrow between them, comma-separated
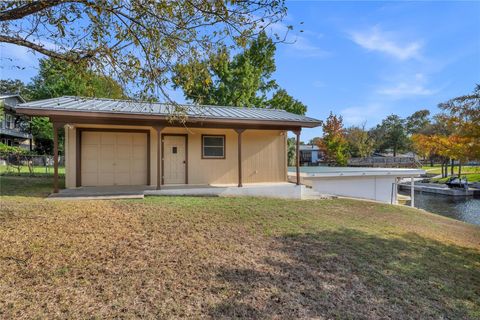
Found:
0,0 -> 67,21
0,34 -> 98,62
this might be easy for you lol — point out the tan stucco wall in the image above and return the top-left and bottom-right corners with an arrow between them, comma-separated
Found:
64,124 -> 287,188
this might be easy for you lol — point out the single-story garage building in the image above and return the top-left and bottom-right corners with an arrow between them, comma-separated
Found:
16,96 -> 321,196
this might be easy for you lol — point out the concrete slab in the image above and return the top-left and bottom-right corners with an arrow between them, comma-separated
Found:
49,185 -> 153,199
50,183 -> 331,200
48,194 -> 145,201
146,183 -> 305,199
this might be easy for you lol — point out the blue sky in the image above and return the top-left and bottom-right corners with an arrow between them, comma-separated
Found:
1,1 -> 479,142
273,1 -> 480,140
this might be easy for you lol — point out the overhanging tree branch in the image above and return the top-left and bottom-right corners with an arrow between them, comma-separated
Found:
0,0 -> 288,100
0,34 -> 98,62
0,0 -> 67,21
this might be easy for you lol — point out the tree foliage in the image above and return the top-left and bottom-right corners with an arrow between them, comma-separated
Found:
371,115 -> 409,157
287,137 -> 296,166
438,84 -> 480,159
269,89 -> 307,115
27,58 -> 126,154
412,86 -> 480,176
345,124 -> 374,158
0,142 -> 34,174
0,79 -> 33,98
29,58 -> 125,100
1,58 -> 127,154
1,0 -> 287,100
172,31 -> 307,114
406,109 -> 431,135
316,112 -> 349,166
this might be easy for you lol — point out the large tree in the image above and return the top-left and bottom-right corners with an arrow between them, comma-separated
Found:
14,58 -> 126,154
172,31 -> 307,114
412,86 -> 479,177
371,115 -> 409,157
0,0 -> 287,102
438,85 -> 480,160
0,79 -> 32,98
345,124 -> 374,158
29,58 -> 125,100
406,109 -> 431,135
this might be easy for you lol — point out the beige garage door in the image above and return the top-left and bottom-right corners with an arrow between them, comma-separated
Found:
81,131 -> 148,186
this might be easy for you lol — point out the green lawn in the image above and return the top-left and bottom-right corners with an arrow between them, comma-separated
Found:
421,165 -> 480,183
422,164 -> 480,175
0,164 -> 65,176
1,176 -> 479,319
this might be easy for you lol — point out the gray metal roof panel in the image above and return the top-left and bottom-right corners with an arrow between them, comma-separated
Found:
16,96 -> 321,126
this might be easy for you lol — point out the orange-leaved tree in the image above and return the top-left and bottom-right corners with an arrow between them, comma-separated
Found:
439,85 -> 480,175
316,112 -> 349,166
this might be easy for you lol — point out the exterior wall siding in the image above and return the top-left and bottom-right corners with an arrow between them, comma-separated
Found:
64,124 -> 287,188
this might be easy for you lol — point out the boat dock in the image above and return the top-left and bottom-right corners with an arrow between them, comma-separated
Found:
399,182 -> 476,196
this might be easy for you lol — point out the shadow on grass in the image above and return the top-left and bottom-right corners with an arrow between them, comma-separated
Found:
0,176 -> 64,197
210,229 -> 480,319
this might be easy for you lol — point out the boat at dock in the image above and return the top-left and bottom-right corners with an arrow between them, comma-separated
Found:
399,182 -> 478,197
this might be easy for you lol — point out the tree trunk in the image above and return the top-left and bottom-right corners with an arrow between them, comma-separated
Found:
393,146 -> 397,157
443,159 -> 448,178
458,161 -> 462,177
450,159 -> 454,176
441,160 -> 445,178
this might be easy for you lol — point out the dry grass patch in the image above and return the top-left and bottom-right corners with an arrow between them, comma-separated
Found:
1,177 -> 479,319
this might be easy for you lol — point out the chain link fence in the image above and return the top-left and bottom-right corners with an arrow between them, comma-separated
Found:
0,154 -> 64,176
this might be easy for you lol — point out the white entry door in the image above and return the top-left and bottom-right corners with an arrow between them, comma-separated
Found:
163,135 -> 186,184
81,131 -> 148,186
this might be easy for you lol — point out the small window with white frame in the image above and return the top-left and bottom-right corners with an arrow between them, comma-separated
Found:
202,135 -> 225,159
5,114 -> 14,129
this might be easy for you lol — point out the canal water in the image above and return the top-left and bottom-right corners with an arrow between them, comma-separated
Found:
289,167 -> 480,226
399,191 -> 480,225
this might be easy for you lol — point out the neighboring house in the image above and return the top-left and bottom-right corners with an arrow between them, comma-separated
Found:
0,94 -> 33,150
299,144 -> 321,166
16,96 -> 321,192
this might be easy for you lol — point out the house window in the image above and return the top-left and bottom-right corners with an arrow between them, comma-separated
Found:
301,151 -> 312,162
5,114 -> 14,129
202,135 -> 225,159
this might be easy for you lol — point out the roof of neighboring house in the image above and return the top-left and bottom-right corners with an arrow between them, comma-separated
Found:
0,94 -> 26,103
299,144 -> 320,151
0,94 -> 26,112
16,96 -> 321,128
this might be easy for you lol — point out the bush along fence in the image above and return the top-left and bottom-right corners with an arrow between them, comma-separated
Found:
0,143 -> 64,176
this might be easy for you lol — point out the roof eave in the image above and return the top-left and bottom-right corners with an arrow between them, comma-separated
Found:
15,107 -> 321,129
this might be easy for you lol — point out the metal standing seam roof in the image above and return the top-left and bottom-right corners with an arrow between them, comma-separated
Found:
16,96 -> 322,127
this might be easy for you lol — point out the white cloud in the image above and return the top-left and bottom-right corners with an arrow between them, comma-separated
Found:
312,80 -> 325,88
267,20 -> 329,58
377,73 -> 436,98
349,26 -> 422,60
341,104 -> 385,126
289,35 -> 330,57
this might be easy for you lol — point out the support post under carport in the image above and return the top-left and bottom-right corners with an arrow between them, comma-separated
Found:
52,122 -> 63,194
410,177 -> 415,207
293,128 -> 301,185
235,129 -> 245,187
155,126 -> 164,190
